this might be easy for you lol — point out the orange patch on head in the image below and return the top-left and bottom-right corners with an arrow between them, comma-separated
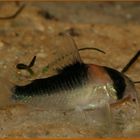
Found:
88,64 -> 112,84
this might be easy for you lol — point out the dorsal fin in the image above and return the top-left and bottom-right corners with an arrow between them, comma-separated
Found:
46,34 -> 83,74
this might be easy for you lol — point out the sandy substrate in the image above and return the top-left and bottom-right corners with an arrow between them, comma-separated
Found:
0,2 -> 139,138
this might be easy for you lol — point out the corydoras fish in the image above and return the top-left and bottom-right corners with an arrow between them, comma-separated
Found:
11,35 -> 139,112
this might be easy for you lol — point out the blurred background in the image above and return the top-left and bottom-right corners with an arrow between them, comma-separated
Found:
32,2 -> 140,24
0,2 -> 139,138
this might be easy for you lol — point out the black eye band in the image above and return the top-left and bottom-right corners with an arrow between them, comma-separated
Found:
104,67 -> 126,100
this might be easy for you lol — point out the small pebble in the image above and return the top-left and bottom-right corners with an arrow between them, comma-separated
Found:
35,23 -> 45,32
37,52 -> 46,58
0,41 -> 4,49
47,26 -> 54,33
115,4 -> 122,10
126,14 -> 132,20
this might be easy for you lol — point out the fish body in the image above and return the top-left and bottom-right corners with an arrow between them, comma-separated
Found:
11,61 -> 138,111
10,35 -> 139,111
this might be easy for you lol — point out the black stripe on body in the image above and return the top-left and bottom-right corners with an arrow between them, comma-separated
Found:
104,67 -> 126,100
12,62 -> 88,99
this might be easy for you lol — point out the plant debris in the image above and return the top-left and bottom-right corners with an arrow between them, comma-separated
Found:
38,10 -> 58,21
0,4 -> 26,20
16,56 -> 36,75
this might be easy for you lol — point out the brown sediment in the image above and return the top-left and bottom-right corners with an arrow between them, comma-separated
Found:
0,2 -> 139,138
